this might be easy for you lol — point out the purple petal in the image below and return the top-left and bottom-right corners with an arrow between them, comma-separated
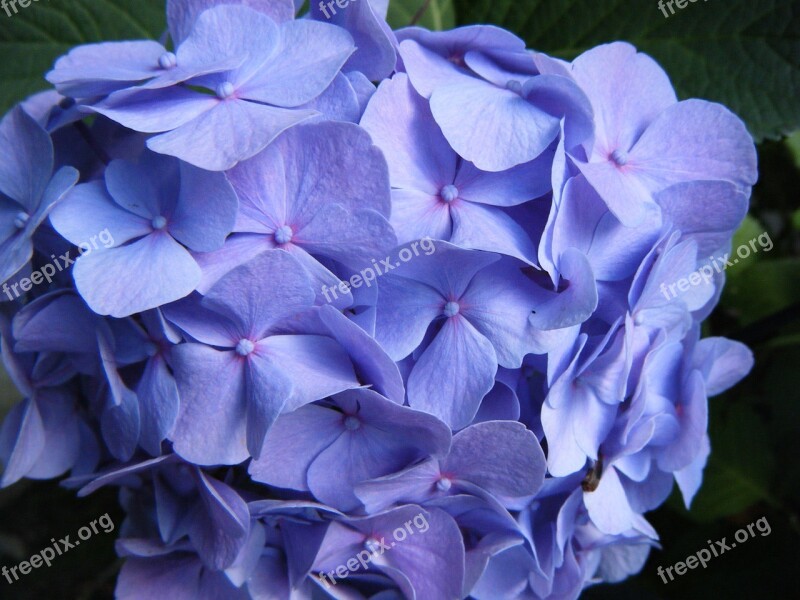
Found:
190,470 -> 250,570
576,158 -> 657,227
244,354 -> 292,458
248,403 -> 343,490
73,233 -> 201,317
46,40 -> 168,97
397,26 -> 526,97
430,78 -> 560,172
137,356 -> 180,456
167,0 -> 295,46
455,154 -> 552,207
374,274 -> 444,361
147,99 -> 316,171
675,434 -> 710,508
360,73 -> 456,194
310,0 -> 395,81
116,554 -> 248,600
239,19 -> 355,108
201,249 -> 314,340
308,389 -> 450,510
451,201 -> 538,264
170,344 -> 248,465
408,316 -> 497,429
105,154 -> 180,220
584,466 -> 636,535
390,189 -> 452,244
259,334 -> 358,412
12,292 -> 99,354
169,161 -> 239,252
657,371 -> 708,472
93,86 -> 219,133
631,99 -> 758,191
691,336 -> 754,396
528,248 -> 598,330
0,398 -> 45,487
0,107 -> 53,209
572,42 -> 677,155
317,305 -> 405,404
49,180 -> 151,247
445,421 -> 545,497
355,459 -> 442,513
460,259 -> 543,366
655,181 -> 748,257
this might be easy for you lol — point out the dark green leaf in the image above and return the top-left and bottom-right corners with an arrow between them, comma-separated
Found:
687,403 -> 776,521
453,0 -> 800,141
722,258 -> 800,325
0,0 -> 165,114
387,0 -> 455,31
0,363 -> 20,422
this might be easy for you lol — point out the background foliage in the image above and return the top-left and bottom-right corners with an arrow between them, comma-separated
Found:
1,0 -> 799,597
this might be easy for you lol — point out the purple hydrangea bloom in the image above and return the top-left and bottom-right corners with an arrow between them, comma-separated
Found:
91,5 -> 355,170
355,420 -> 546,512
163,250 -> 363,465
374,243 -> 545,428
397,26 -> 593,171
0,4 -> 763,597
309,0 -> 397,81
249,388 -> 451,511
193,120 -> 395,305
361,73 -> 551,264
314,505 -> 465,598
49,150 -> 238,317
568,43 -> 758,227
0,107 -> 78,286
0,318 -> 81,487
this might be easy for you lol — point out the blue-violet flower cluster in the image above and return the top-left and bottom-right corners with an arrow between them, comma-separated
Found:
0,1 -> 757,598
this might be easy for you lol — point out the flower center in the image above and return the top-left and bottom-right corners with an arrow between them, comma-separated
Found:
506,79 -> 523,94
216,81 -> 236,99
274,225 -> 293,245
13,211 -> 29,229
610,149 -> 629,166
364,538 -> 381,554
448,53 -> 465,67
151,215 -> 167,230
440,184 -> 459,204
236,339 -> 255,356
436,477 -> 452,492
158,52 -> 177,69
443,301 -> 460,318
343,416 -> 361,431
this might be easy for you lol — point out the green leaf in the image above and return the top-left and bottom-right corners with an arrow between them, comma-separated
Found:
0,0 -> 166,115
722,258 -> 800,325
688,403 -> 776,521
452,0 -> 800,142
0,362 -> 20,422
387,0 -> 455,31
787,130 -> 800,168
728,216 -> 768,275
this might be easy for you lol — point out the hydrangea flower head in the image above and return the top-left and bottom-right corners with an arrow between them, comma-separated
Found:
0,2 -> 761,598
